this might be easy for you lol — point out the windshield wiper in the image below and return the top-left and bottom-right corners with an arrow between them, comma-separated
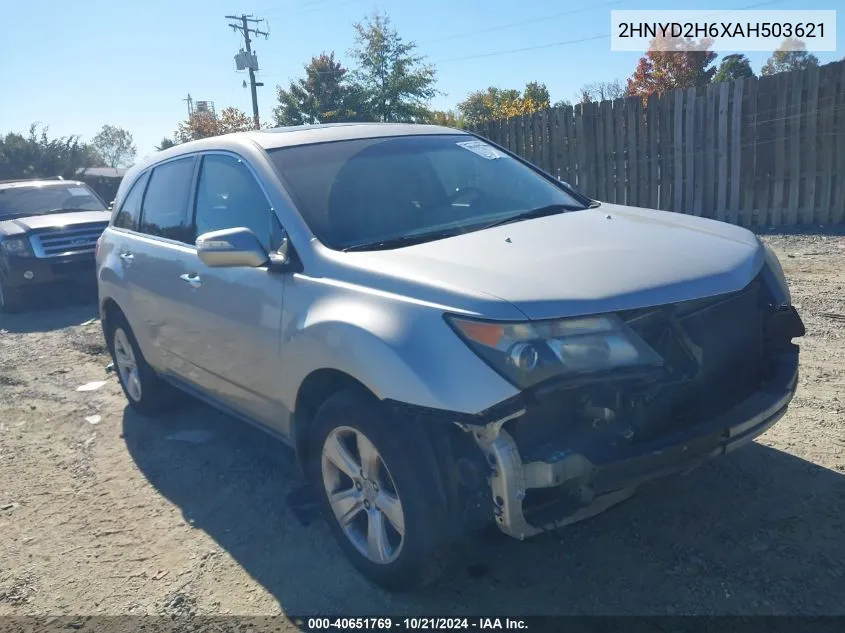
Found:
588,201 -> 602,208
343,228 -> 463,252
480,203 -> 583,230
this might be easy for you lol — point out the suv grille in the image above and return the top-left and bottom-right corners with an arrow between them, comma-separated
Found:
29,222 -> 108,258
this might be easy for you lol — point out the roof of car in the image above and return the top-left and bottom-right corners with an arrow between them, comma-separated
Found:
75,167 -> 128,179
245,122 -> 468,150
124,123 -> 472,185
168,122 -> 467,154
0,179 -> 87,191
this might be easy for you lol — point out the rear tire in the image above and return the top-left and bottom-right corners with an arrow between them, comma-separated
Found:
0,277 -> 25,314
307,389 -> 452,591
106,313 -> 182,415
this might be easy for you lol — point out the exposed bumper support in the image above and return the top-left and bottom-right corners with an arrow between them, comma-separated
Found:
471,352 -> 799,540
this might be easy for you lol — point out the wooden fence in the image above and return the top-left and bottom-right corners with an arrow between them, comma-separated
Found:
468,60 -> 845,228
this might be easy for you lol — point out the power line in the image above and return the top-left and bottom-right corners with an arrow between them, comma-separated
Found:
226,13 -> 270,129
433,0 -> 788,65
418,0 -> 626,46
262,0 -> 361,19
296,0 -> 362,16
435,34 -> 611,64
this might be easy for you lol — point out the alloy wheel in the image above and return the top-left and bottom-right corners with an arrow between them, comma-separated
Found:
113,328 -> 142,402
321,426 -> 406,564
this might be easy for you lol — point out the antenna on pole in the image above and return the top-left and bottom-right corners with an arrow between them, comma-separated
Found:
226,13 -> 269,129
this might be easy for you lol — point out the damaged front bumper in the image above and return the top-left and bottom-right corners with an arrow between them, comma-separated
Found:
466,350 -> 799,539
387,286 -> 804,542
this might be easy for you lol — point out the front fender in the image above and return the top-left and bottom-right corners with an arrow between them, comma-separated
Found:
278,291 -> 519,416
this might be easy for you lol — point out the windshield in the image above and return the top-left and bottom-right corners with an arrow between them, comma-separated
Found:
268,134 -> 586,251
0,183 -> 107,219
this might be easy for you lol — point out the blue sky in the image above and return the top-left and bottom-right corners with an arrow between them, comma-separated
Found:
1,0 -> 841,161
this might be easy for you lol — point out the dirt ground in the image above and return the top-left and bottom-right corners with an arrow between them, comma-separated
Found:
1,232 -> 844,620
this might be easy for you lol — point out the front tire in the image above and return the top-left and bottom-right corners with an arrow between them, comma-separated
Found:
0,277 -> 25,313
106,314 -> 181,415
308,389 -> 451,591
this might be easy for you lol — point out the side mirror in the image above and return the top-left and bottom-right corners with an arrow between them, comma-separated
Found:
196,227 -> 270,268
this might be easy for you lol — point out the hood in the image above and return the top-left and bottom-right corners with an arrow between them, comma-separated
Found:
334,204 -> 765,320
0,210 -> 110,236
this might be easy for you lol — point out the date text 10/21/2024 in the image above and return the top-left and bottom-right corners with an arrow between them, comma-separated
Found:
302,617 -> 529,631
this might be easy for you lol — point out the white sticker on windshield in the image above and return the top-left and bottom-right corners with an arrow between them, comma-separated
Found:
456,140 -> 506,160
67,187 -> 90,196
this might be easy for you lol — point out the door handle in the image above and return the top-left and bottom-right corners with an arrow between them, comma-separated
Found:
179,273 -> 202,289
119,251 -> 134,263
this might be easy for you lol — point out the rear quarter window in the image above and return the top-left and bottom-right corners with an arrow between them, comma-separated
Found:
113,171 -> 149,230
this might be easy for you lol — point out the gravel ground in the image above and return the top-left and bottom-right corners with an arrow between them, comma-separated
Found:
0,233 -> 843,621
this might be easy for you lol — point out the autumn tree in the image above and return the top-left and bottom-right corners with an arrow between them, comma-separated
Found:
217,107 -> 254,134
626,37 -> 717,97
713,54 -> 754,83
91,124 -> 136,167
458,88 -> 519,125
349,12 -> 438,122
274,52 -> 361,126
175,111 -> 217,143
458,82 -> 551,125
427,110 -> 464,128
174,106 -> 253,143
761,38 -> 819,76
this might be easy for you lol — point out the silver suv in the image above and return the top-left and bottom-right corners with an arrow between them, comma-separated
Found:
96,123 -> 804,591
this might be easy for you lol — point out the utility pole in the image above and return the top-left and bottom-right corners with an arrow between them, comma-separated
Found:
226,14 -> 268,130
183,93 -> 194,119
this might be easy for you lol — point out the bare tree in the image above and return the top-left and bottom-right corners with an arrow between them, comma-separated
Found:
578,79 -> 628,103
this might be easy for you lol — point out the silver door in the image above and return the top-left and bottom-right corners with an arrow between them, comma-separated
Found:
167,152 -> 288,431
121,156 -> 198,375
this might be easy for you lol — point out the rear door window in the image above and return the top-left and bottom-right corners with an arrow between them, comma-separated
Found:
139,157 -> 196,242
113,171 -> 149,230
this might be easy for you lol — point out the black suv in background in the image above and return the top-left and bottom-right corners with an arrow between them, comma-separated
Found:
0,179 -> 111,312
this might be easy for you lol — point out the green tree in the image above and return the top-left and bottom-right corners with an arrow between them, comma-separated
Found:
761,38 -> 820,76
523,82 -> 551,108
349,11 -> 438,122
0,125 -> 101,181
91,124 -> 136,168
713,54 -> 754,83
274,52 -> 361,126
155,137 -> 176,151
627,37 -> 717,97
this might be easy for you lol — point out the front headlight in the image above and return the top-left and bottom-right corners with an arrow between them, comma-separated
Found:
0,238 -> 30,256
760,242 -> 791,307
446,313 -> 663,389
